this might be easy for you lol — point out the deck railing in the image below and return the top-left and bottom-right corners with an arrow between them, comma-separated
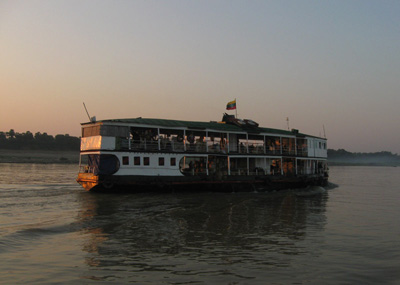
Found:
296,148 -> 308,157
282,147 -> 296,155
112,138 -> 313,157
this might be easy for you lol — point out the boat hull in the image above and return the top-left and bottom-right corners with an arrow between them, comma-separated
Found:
77,173 -> 328,192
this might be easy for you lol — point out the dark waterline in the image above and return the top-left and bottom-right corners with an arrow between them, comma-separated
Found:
0,164 -> 399,284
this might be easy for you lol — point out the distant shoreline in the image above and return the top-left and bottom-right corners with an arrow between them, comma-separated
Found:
328,161 -> 399,167
0,149 -> 79,164
0,149 -> 398,166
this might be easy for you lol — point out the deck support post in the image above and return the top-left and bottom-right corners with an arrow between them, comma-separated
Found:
183,130 -> 186,152
227,156 -> 231,175
246,134 -> 249,154
206,131 -> 208,152
247,157 -> 250,175
157,128 -> 161,151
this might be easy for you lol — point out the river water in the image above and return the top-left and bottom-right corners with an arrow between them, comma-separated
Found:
0,164 -> 399,284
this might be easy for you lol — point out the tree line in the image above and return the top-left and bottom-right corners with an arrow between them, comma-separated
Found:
328,149 -> 400,165
0,129 -> 80,151
1,129 -> 399,164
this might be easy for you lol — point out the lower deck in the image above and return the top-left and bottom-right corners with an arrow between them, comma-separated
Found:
77,151 -> 328,191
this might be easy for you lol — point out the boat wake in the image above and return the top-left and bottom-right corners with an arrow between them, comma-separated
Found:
325,181 -> 339,190
294,186 -> 326,197
293,181 -> 338,197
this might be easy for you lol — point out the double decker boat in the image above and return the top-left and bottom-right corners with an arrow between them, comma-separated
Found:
77,114 -> 328,192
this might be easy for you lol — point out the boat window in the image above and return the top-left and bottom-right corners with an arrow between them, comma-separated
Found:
170,157 -> 176,166
179,156 -> 207,175
122,156 -> 129,165
159,157 -> 164,166
144,157 -> 150,166
134,156 -> 140,165
82,125 -> 101,137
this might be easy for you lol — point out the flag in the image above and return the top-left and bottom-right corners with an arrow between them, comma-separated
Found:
226,99 -> 236,110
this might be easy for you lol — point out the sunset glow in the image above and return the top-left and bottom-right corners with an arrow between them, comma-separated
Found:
1,0 -> 399,153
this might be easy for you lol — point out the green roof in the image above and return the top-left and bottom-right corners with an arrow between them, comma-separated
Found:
91,117 -> 322,138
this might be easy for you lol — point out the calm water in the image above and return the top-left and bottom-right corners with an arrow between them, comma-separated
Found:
0,164 -> 399,284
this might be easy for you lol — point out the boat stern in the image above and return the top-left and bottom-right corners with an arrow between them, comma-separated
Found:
77,172 -> 100,191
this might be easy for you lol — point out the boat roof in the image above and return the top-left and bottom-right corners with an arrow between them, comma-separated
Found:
82,117 -> 325,139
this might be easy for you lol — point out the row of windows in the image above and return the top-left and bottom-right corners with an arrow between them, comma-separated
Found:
122,156 -> 176,167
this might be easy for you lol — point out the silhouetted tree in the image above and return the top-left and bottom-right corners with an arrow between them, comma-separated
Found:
0,130 -> 80,151
6,129 -> 15,139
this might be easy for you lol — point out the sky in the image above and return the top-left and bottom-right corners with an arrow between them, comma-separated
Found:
1,0 -> 399,153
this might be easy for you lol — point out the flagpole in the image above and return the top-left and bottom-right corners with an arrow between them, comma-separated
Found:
235,98 -> 237,118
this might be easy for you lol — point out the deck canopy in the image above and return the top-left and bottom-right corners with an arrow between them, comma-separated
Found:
80,117 -> 327,158
82,117 -> 324,139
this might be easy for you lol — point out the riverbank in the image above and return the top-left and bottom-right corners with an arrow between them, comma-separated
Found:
328,161 -> 399,167
0,149 -> 79,164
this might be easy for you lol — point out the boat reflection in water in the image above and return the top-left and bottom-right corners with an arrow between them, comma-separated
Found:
76,187 -> 328,282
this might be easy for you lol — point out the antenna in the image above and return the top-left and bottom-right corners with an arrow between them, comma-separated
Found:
286,117 -> 290,131
83,102 -> 91,121
323,124 -> 326,138
83,102 -> 96,122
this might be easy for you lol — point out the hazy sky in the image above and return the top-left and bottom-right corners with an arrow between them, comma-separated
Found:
1,0 -> 399,153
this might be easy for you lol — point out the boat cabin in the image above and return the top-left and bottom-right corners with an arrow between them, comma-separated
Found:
78,117 -> 328,184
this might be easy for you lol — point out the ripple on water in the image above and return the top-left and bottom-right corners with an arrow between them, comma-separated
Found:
1,165 -> 400,284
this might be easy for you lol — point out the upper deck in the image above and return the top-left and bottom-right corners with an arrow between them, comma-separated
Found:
80,117 -> 327,158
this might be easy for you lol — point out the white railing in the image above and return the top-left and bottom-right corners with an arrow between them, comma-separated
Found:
110,137 -> 311,158
131,140 -> 159,151
79,165 -> 95,173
